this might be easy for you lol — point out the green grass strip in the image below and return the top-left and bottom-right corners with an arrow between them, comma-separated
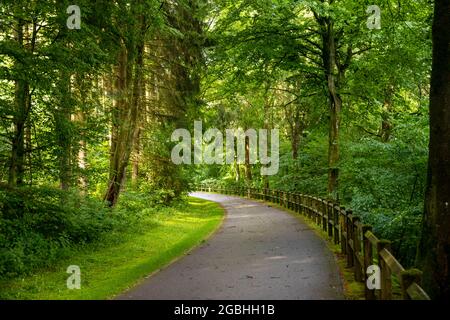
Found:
0,197 -> 224,300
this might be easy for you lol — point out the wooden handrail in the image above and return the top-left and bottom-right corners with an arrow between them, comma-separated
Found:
196,184 -> 430,300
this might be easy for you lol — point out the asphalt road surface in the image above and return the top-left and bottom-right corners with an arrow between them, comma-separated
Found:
117,192 -> 344,300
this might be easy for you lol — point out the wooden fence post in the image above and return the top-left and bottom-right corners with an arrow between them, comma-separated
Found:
377,240 -> 392,300
290,193 -> 293,210
278,190 -> 282,206
309,197 -> 313,220
286,192 -> 290,209
352,217 -> 363,282
400,269 -> 422,300
346,210 -> 354,268
327,201 -> 333,239
363,225 -> 376,300
299,193 -> 305,216
332,202 -> 339,245
315,198 -> 320,225
340,206 -> 347,255
304,195 -> 308,216
286,192 -> 289,209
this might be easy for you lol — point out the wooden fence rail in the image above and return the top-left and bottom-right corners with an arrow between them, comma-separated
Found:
196,185 -> 430,300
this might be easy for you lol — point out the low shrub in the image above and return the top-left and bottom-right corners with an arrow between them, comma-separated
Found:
0,186 -> 115,279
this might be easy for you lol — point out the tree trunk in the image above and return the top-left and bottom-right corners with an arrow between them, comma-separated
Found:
105,44 -> 129,206
235,161 -> 241,182
76,111 -> 87,191
292,132 -> 300,160
290,109 -> 303,160
8,19 -> 28,187
131,127 -> 141,187
322,20 -> 342,200
25,119 -> 32,185
417,0 -> 450,300
245,136 -> 252,182
55,73 -> 72,190
105,25 -> 145,206
327,93 -> 341,200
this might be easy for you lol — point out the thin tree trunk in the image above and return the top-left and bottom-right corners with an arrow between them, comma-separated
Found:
291,109 -> 303,160
263,87 -> 270,189
245,136 -> 252,182
55,73 -> 72,190
76,111 -> 87,191
132,127 -> 141,187
105,44 -> 128,206
417,0 -> 450,300
25,119 -> 32,185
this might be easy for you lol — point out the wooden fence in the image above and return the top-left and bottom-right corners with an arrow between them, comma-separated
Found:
197,185 -> 430,300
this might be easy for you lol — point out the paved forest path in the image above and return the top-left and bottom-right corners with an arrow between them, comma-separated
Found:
118,192 -> 344,300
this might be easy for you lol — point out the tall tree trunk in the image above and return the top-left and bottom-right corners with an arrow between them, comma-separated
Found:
105,27 -> 144,206
327,92 -> 341,200
9,19 -> 28,187
131,127 -> 141,187
314,9 -> 351,201
105,44 -> 129,206
55,73 -> 72,190
235,160 -> 241,182
263,88 -> 271,189
292,133 -> 300,160
25,119 -> 32,185
76,111 -> 87,191
78,139 -> 87,190
245,136 -> 252,182
417,0 -> 450,300
322,20 -> 342,200
290,109 -> 303,160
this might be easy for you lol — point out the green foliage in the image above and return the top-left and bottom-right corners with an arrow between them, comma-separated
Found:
0,0 -> 437,286
0,186 -> 118,279
339,119 -> 428,266
0,197 -> 224,300
198,0 -> 432,269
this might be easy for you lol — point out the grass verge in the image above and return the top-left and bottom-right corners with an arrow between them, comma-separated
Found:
0,197 -> 224,300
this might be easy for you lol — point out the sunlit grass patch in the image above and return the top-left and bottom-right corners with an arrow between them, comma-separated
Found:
0,197 -> 224,300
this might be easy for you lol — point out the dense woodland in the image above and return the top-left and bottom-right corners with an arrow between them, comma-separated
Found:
0,0 -> 448,299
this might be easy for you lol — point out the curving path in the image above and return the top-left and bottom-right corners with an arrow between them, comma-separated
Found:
117,192 -> 344,300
